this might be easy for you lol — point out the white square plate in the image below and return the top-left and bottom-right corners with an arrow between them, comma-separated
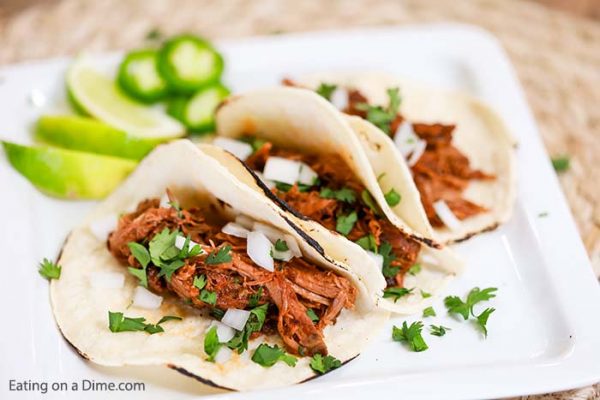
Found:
1,24 -> 600,400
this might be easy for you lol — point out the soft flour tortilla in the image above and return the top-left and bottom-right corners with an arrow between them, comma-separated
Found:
298,72 -> 517,243
213,88 -> 464,313
51,140 -> 388,391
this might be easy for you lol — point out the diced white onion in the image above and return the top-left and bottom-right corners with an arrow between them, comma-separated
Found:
89,214 -> 118,241
393,121 -> 420,157
263,157 -> 301,185
222,308 -> 251,331
89,271 -> 125,289
366,251 -> 384,271
214,346 -> 233,364
254,170 -> 276,189
132,286 -> 163,310
297,163 -> 318,185
246,231 -> 274,271
213,137 -> 253,161
272,248 -> 294,262
284,234 -> 302,257
159,193 -> 171,208
252,222 -> 284,243
222,222 -> 250,238
330,87 -> 349,111
407,139 -> 427,167
235,214 -> 255,230
208,321 -> 236,343
433,200 -> 462,231
174,235 -> 200,251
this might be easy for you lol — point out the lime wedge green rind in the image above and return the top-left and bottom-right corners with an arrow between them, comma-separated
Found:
67,58 -> 185,138
35,115 -> 165,160
2,141 -> 137,199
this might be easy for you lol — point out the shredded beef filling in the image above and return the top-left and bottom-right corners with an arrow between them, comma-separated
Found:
107,198 -> 356,356
345,90 -> 494,227
246,141 -> 421,288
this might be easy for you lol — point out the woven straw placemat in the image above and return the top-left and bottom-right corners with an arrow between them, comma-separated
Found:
1,0 -> 599,398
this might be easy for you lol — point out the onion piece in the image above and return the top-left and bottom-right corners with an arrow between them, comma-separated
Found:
235,214 -> 255,230
132,286 -> 163,309
89,214 -> 118,241
252,222 -> 283,243
330,87 -> 349,111
221,308 -> 251,331
272,248 -> 293,262
297,163 -> 318,185
221,222 -> 250,238
433,200 -> 461,231
263,157 -> 301,185
208,321 -> 236,343
393,121 -> 420,157
89,271 -> 125,289
213,137 -> 253,161
246,231 -> 274,271
284,234 -> 302,258
254,170 -> 276,189
366,251 -> 384,271
407,139 -> 427,167
214,346 -> 233,364
174,235 -> 200,251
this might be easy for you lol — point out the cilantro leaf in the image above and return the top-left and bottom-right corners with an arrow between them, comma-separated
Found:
392,321 -> 428,352
420,289 -> 432,298
429,324 -> 450,337
422,306 -> 436,318
355,234 -> 378,252
127,242 -> 150,287
239,136 -> 267,153
336,211 -> 357,236
379,241 -> 399,278
251,343 -> 297,367
227,303 -> 268,353
157,259 -> 185,281
316,83 -> 337,101
444,295 -> 470,320
38,258 -> 61,280
148,228 -> 178,264
408,263 -> 421,276
193,274 -> 207,290
384,188 -> 401,206
248,287 -> 263,307
383,287 -> 413,302
361,189 -> 381,215
274,239 -> 289,252
551,155 -> 570,173
306,308 -> 319,323
156,315 -> 182,325
200,289 -> 217,305
355,87 -> 401,134
466,287 -> 497,314
310,354 -> 342,374
206,245 -> 232,265
320,187 -> 356,203
475,307 -> 495,337
108,312 -> 179,334
204,325 -> 221,362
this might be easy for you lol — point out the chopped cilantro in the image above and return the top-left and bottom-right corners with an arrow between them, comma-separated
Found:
319,187 -> 356,203
193,274 -> 207,290
383,287 -> 413,302
361,189 -> 381,215
38,258 -> 61,280
444,287 -> 497,320
206,245 -> 232,265
392,321 -> 428,352
251,344 -> 297,367
379,241 -> 399,278
336,211 -> 357,236
240,136 -> 267,152
429,324 -> 450,337
384,188 -> 401,206
204,325 -> 221,362
310,354 -> 342,374
227,303 -> 268,353
551,155 -> 570,173
306,308 -> 319,323
408,263 -> 421,276
274,239 -> 289,252
157,259 -> 185,281
200,289 -> 217,305
316,83 -> 338,101
355,87 -> 401,134
248,287 -> 263,307
355,234 -> 378,252
420,289 -> 432,298
475,307 -> 495,337
108,311 -> 180,334
422,306 -> 436,318
127,242 -> 150,287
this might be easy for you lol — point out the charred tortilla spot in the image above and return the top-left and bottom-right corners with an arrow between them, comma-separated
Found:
450,222 -> 500,244
168,364 -> 234,391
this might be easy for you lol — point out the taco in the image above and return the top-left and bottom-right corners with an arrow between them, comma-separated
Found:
212,87 -> 463,314
292,72 -> 517,243
50,140 -> 388,391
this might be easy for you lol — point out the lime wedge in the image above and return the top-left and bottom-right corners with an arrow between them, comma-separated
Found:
36,115 -> 164,160
67,58 -> 185,138
3,141 -> 137,199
